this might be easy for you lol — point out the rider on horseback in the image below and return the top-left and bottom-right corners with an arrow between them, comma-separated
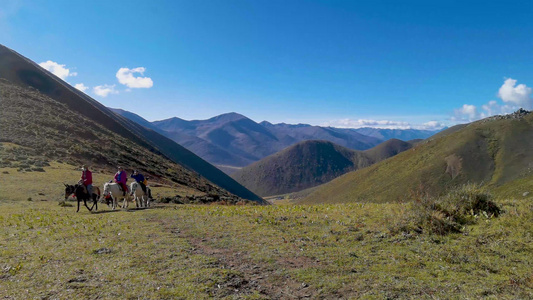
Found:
130,170 -> 147,195
113,166 -> 128,195
80,165 -> 93,196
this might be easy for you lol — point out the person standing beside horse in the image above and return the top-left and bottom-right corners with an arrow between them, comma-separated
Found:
80,165 -> 93,196
113,166 -> 128,195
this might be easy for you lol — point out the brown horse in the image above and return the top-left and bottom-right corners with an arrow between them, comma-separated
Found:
64,183 -> 101,212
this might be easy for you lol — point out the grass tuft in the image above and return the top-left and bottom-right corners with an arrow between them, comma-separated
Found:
391,184 -> 502,235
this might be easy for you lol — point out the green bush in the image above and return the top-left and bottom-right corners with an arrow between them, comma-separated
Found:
391,184 -> 502,235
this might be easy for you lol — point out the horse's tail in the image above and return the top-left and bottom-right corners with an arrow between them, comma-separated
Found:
94,186 -> 101,197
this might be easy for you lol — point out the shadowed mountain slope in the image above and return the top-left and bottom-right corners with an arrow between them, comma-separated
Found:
110,109 -> 251,169
152,113 -> 284,165
299,110 -> 533,204
0,44 -> 263,202
232,139 -> 414,197
364,138 -> 414,162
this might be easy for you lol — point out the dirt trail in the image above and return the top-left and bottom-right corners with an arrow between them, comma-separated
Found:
158,218 -> 320,299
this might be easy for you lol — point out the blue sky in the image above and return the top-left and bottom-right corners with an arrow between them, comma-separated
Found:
1,0 -> 532,129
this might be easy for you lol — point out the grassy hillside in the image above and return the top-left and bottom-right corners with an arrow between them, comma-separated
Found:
0,80 -> 240,199
1,186 -> 532,298
300,110 -> 533,204
232,139 -> 413,197
0,44 -> 263,202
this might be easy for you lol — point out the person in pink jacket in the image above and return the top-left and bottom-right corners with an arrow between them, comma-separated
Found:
113,166 -> 128,195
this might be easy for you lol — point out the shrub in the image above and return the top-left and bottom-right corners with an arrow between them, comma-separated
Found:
390,184 -> 502,235
58,200 -> 73,207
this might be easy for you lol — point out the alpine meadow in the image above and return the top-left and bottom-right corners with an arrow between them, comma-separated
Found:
1,1 -> 533,299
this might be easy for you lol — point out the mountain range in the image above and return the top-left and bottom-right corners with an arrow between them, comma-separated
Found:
231,139 -> 415,197
113,110 -> 440,173
0,44 -> 264,203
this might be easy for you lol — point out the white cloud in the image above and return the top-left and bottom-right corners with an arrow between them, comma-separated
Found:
452,78 -> 531,123
420,121 -> 446,130
454,104 -> 477,121
453,101 -> 518,122
321,118 -> 447,130
497,78 -> 533,109
323,119 -> 411,129
93,84 -> 118,97
116,67 -> 153,88
38,60 -> 77,81
74,83 -> 89,92
479,100 -> 516,118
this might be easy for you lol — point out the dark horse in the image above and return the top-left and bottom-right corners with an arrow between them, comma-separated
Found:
64,183 -> 100,212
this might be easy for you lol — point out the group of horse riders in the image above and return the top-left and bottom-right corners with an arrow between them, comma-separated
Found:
80,165 -> 151,199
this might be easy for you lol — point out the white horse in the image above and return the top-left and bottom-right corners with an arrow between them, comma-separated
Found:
102,182 -> 132,210
130,181 -> 151,208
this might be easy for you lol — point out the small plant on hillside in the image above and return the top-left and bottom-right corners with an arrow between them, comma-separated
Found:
390,184 -> 502,235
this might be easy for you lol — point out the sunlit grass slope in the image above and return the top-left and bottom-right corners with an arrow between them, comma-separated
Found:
300,111 -> 533,204
1,193 -> 532,298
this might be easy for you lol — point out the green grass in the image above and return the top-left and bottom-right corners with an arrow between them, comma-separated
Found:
1,192 -> 532,298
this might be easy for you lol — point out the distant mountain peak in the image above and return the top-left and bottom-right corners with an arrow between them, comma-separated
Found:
206,112 -> 248,123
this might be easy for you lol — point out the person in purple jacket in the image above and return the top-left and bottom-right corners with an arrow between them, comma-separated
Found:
113,166 -> 128,195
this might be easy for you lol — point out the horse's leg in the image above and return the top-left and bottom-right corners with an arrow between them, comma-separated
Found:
77,199 -> 80,212
91,194 -> 98,211
84,198 -> 92,212
146,189 -> 151,207
89,196 -> 96,211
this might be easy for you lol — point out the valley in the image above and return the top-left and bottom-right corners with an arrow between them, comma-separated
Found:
114,109 -> 440,174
